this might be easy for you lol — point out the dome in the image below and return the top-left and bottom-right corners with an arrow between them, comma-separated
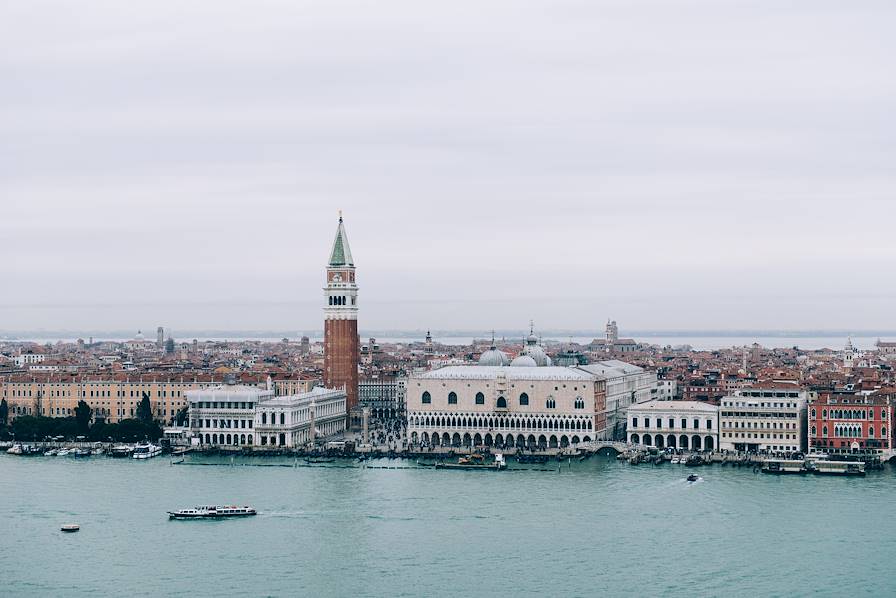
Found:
510,355 -> 537,367
479,348 -> 509,366
526,344 -> 551,367
135,330 -> 145,341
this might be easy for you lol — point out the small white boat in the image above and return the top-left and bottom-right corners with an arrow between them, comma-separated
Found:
670,457 -> 680,464
61,524 -> 80,533
44,448 -> 59,456
6,444 -> 24,455
57,448 -> 72,457
132,443 -> 162,459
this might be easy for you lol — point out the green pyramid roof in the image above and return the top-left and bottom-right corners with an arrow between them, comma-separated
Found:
328,217 -> 354,267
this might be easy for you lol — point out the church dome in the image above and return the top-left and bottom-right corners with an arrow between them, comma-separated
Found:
526,344 -> 551,367
510,355 -> 538,367
479,348 -> 509,366
135,330 -> 145,341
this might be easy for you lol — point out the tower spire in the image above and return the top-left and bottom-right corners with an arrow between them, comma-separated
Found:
328,213 -> 354,267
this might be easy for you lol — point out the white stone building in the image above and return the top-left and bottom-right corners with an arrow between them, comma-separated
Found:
254,387 -> 347,448
188,384 -> 347,448
188,384 -> 270,447
407,365 -> 606,450
576,361 -> 657,440
719,384 -> 808,453
627,400 -> 719,451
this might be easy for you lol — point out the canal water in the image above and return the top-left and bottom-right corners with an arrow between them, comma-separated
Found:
2,454 -> 895,597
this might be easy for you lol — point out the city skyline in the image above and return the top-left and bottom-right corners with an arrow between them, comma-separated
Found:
4,1 -> 895,331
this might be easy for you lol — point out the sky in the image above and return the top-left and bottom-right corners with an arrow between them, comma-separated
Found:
2,0 -> 895,333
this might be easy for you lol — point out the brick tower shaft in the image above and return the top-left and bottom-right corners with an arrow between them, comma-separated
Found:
323,213 -> 359,426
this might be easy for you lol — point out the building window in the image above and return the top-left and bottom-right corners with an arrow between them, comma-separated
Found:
448,392 -> 457,405
519,392 -> 529,406
422,392 -> 431,404
546,399 -> 556,409
475,392 -> 485,405
497,396 -> 507,408
632,417 -> 639,428
574,398 -> 584,409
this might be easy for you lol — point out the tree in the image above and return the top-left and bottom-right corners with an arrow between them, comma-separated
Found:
175,406 -> 189,427
136,393 -> 153,424
75,400 -> 92,434
0,398 -> 7,428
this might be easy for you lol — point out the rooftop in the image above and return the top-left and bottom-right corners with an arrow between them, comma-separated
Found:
417,365 -> 594,382
628,400 -> 719,413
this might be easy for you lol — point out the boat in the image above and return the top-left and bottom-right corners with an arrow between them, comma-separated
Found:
670,457 -> 680,464
61,524 -> 80,533
687,474 -> 700,483
810,460 -> 866,477
44,448 -> 59,456
6,444 -> 24,455
761,459 -> 807,475
304,457 -> 335,464
72,448 -> 91,458
132,443 -> 162,459
168,505 -> 257,520
111,445 -> 133,458
56,448 -> 72,457
435,454 -> 506,471
685,455 -> 705,467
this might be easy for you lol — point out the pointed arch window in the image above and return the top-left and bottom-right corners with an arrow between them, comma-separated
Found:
519,392 -> 529,406
448,392 -> 458,405
475,392 -> 485,405
422,391 -> 431,404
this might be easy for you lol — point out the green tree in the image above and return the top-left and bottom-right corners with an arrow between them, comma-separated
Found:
136,393 -> 153,424
75,400 -> 92,434
0,398 -> 8,428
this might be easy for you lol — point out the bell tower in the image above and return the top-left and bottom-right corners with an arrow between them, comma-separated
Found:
324,212 -> 359,425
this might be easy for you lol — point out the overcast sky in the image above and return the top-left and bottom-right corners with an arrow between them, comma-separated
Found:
2,0 -> 894,333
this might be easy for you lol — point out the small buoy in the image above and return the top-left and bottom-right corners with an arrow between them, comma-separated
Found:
61,524 -> 80,533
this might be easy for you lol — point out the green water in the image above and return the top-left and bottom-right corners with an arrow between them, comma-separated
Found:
2,454 -> 894,597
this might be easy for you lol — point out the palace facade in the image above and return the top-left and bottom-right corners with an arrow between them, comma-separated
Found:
407,365 -> 606,450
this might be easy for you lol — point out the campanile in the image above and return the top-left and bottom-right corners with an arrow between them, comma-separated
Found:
323,213 -> 359,424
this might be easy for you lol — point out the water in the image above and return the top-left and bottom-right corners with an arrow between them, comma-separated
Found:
3,455 -> 895,597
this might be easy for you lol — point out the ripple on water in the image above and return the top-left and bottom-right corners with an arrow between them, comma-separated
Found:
2,456 -> 896,597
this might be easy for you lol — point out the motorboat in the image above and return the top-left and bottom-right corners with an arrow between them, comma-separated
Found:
687,474 -> 700,483
44,448 -> 59,456
132,443 -> 162,459
168,505 -> 257,520
56,448 -> 72,457
61,524 -> 80,533
111,444 -> 133,458
6,444 -> 24,455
